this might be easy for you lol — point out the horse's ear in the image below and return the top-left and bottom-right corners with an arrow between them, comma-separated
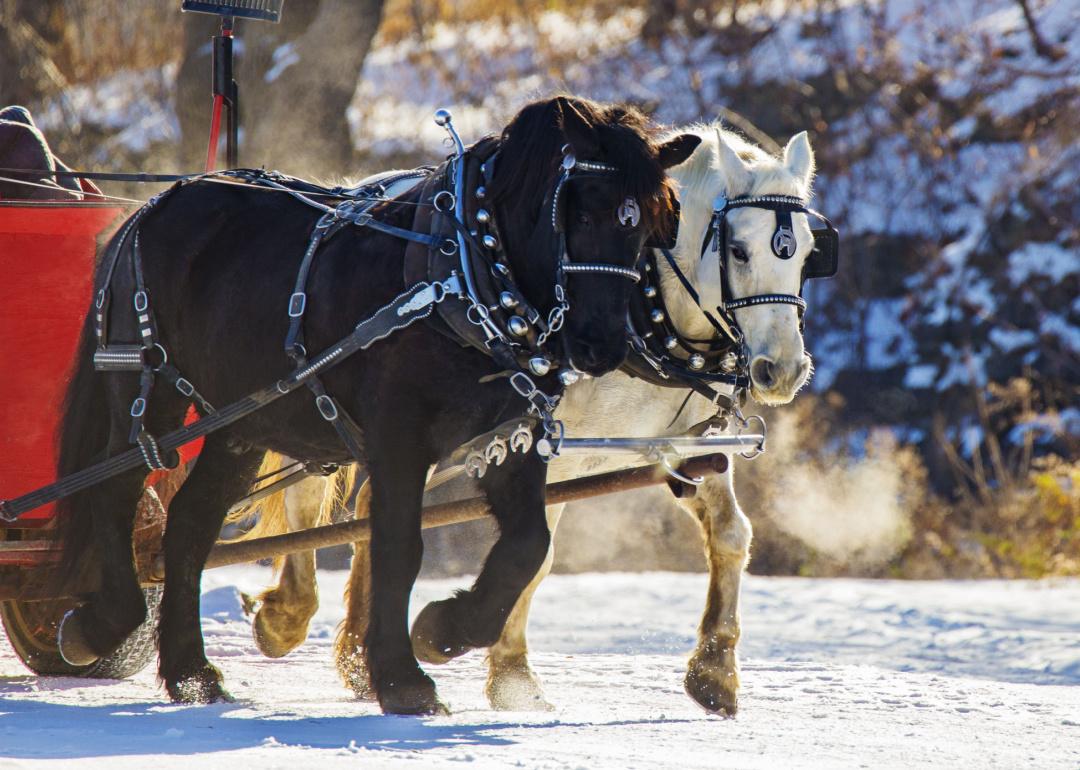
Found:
783,131 -> 815,185
657,133 -> 702,169
556,97 -> 601,159
714,128 -> 752,193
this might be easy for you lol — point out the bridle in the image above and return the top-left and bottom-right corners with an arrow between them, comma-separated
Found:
450,138 -> 676,382
702,193 -> 838,319
624,188 -> 839,417
551,149 -> 646,285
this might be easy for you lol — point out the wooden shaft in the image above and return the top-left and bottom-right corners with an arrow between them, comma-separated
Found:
181,452 -> 728,575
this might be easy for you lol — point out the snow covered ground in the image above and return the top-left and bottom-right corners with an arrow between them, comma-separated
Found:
2,568 -> 1078,769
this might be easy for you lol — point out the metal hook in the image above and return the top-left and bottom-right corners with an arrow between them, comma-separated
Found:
660,455 -> 704,486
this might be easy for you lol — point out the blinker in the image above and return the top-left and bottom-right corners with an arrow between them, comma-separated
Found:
771,207 -> 796,259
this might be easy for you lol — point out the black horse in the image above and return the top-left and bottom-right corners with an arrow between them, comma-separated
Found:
55,95 -> 699,714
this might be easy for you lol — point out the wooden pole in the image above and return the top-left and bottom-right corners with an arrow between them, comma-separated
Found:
174,453 -> 728,576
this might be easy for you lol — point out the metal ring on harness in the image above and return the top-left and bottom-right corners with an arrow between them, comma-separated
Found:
466,302 -> 491,326
151,342 -> 169,370
439,239 -> 458,256
433,190 -> 456,212
315,394 -> 339,421
738,413 -> 767,459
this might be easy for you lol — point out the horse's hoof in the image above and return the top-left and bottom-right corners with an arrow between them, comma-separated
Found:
410,599 -> 469,664
377,674 -> 449,716
684,664 -> 738,717
166,664 -> 233,704
57,609 -> 101,667
486,665 -> 554,712
252,605 -> 309,659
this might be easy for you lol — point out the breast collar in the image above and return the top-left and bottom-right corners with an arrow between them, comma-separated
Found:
405,136 -> 643,383
624,247 -> 749,402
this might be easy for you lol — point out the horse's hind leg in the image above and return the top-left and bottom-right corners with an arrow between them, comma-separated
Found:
334,480 -> 376,700
58,464 -> 153,666
483,502 -> 563,711
157,433 -> 262,703
58,387 -> 187,667
252,468 -> 331,658
676,464 -> 751,716
410,455 -> 551,675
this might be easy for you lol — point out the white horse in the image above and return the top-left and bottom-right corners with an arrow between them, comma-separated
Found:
239,124 -> 819,715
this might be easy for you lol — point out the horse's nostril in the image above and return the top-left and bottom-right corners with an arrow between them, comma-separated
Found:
750,357 -> 777,389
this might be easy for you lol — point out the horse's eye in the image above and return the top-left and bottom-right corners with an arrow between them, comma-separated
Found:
730,245 -> 749,263
576,211 -> 591,227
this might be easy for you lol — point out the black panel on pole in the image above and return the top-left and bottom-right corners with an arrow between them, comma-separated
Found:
181,1 -> 284,24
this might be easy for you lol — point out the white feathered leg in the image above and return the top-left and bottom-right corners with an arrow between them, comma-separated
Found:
676,461 -> 750,716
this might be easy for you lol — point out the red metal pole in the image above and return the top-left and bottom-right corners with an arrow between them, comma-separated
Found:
204,94 -> 224,172
204,20 -> 234,172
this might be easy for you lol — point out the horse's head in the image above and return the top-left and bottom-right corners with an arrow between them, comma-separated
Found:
666,127 -> 820,405
490,96 -> 699,376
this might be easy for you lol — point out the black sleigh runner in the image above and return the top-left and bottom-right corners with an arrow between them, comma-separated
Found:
20,95 -> 700,715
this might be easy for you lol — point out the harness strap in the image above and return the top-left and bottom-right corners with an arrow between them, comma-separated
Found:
157,363 -> 215,415
0,278 -> 457,522
285,211 -> 337,361
305,377 -> 366,462
658,247 -> 738,343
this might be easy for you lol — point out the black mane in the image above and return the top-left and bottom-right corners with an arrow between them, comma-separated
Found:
488,95 -> 674,238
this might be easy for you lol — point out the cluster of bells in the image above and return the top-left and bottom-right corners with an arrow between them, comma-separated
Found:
471,178 -> 582,388
640,269 -> 740,374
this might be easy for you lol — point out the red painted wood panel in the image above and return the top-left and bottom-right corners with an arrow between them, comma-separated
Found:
0,202 -> 127,522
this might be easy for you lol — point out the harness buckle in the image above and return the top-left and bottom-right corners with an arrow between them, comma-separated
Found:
133,291 -> 149,312
130,397 -> 147,418
288,292 -> 307,318
315,394 -> 339,421
175,377 -> 195,397
509,371 -> 538,399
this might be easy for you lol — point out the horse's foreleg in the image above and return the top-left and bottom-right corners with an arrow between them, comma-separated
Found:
484,502 -> 564,711
158,435 -> 262,703
676,462 -> 751,716
410,454 -> 550,676
252,471 -> 331,658
334,480 -> 375,700
364,447 -> 444,715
